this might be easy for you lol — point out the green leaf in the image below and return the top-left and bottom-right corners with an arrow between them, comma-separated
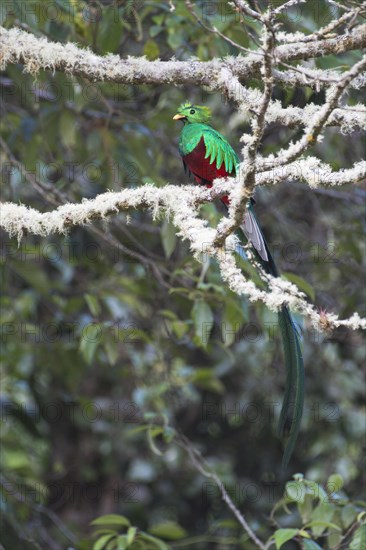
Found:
221,299 -> 247,346
273,528 -> 298,549
126,527 -> 137,545
342,504 -> 359,529
285,481 -> 305,503
192,368 -> 225,394
149,521 -> 188,540
91,515 -> 131,528
93,534 -> 116,550
302,540 -> 323,550
167,28 -> 185,49
192,300 -> 214,347
79,336 -> 99,365
11,261 -> 50,296
79,326 -> 101,364
350,525 -> 366,550
3,449 -> 31,470
298,494 -> 314,524
85,294 -> 101,316
328,529 -> 342,549
158,309 -> 178,320
327,473 -> 344,493
99,10 -> 122,53
161,220 -> 177,259
147,426 -> 163,456
152,14 -> 165,25
116,535 -> 128,550
0,2 -> 10,25
171,320 -> 189,339
144,39 -> 160,60
214,519 -> 239,530
127,425 -> 150,436
150,25 -> 163,37
162,426 -> 175,443
305,520 -> 341,532
60,110 -> 77,147
103,336 -> 119,366
194,377 -> 225,394
92,529 -> 118,537
304,480 -> 328,502
138,532 -> 170,550
310,502 -> 335,536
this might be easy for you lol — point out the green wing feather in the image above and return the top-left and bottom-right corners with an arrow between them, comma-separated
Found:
179,123 -> 239,175
202,127 -> 239,173
217,145 -> 224,170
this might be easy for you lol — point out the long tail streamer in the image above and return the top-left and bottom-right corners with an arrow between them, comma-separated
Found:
235,202 -> 304,469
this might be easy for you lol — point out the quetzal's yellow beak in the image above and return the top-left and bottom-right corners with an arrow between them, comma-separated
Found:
173,114 -> 186,120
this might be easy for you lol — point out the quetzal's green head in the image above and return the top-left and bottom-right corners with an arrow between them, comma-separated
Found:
173,102 -> 212,124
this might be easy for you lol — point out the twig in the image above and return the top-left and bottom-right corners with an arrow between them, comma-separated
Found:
275,62 -> 366,90
214,9 -> 276,247
278,6 -> 365,42
177,434 -> 267,550
185,0 -> 257,55
258,55 -> 366,171
0,475 -> 76,545
232,0 -> 263,23
273,0 -> 306,16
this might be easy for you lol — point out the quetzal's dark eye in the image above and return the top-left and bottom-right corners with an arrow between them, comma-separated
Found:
190,109 -> 195,114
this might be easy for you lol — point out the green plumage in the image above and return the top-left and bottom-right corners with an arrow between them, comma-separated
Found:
178,123 -> 239,173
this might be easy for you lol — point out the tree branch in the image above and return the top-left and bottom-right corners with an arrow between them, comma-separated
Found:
214,10 -> 276,247
177,434 -> 267,550
277,4 -> 365,42
1,24 -> 365,85
274,63 -> 366,90
1,18 -> 365,333
1,185 -> 365,333
257,55 -> 366,170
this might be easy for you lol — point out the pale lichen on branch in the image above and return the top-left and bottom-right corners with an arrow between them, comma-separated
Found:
1,7 -> 365,548
0,7 -> 365,341
1,179 -> 365,333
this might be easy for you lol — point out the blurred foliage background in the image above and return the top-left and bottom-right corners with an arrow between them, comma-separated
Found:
0,0 -> 365,549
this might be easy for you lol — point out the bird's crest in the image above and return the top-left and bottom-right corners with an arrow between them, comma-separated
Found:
176,102 -> 212,123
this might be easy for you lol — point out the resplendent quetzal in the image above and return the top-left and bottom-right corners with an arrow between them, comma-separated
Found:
173,102 -> 304,468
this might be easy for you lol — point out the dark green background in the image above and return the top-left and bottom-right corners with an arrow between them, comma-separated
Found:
1,1 -> 365,549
